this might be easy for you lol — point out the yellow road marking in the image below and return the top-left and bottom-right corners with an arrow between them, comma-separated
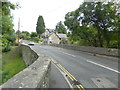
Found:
57,64 -> 73,78
58,64 -> 77,81
76,85 -> 84,90
79,85 -> 85,90
51,58 -> 85,90
57,64 -> 74,81
76,85 -> 80,88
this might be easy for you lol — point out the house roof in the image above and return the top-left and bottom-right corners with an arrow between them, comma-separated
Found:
56,34 -> 67,39
44,29 -> 55,38
44,30 -> 67,39
46,29 -> 55,33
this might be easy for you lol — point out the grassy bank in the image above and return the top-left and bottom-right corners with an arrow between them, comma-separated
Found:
1,46 -> 26,84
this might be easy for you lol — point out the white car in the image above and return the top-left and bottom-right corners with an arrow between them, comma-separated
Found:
28,41 -> 35,46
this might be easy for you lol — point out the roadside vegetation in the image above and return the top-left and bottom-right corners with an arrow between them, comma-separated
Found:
1,1 -> 26,85
64,1 -> 119,49
36,16 -> 46,38
55,21 -> 67,34
17,31 -> 41,43
1,47 -> 26,85
1,1 -> 16,52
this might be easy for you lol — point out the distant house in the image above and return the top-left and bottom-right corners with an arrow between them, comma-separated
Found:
44,29 -> 67,44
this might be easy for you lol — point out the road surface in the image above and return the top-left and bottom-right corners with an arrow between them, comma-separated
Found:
32,44 -> 119,88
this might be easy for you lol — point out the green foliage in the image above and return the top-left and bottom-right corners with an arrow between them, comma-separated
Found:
64,1 -> 119,48
80,2 -> 118,47
2,1 -> 17,52
2,47 -> 26,84
36,16 -> 45,38
60,38 -> 69,44
0,35 -> 2,46
55,21 -> 67,34
30,32 -> 37,38
2,16 -> 14,34
2,27 -> 16,52
19,31 -> 40,43
2,37 -> 11,52
13,42 -> 19,46
30,37 -> 40,43
20,31 -> 30,40
2,1 -> 15,15
39,38 -> 43,42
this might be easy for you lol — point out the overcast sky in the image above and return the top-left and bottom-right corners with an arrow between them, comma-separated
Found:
10,0 -> 83,33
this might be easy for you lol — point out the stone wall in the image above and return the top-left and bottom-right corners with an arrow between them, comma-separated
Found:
0,44 -> 51,88
50,44 -> 119,57
21,45 -> 39,66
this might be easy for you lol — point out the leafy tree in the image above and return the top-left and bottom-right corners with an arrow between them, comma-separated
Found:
84,2 -> 118,47
19,31 -> 40,43
64,11 -> 78,34
55,21 -> 67,34
20,31 -> 30,40
1,1 -> 16,52
64,1 -> 119,48
21,31 -> 30,36
36,16 -> 45,38
30,32 -> 37,38
29,37 -> 39,43
79,2 -> 118,47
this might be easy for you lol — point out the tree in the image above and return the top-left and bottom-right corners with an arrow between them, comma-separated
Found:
36,16 -> 45,38
55,21 -> 67,34
1,1 -> 16,52
21,31 -> 30,36
64,1 -> 119,48
30,32 -> 37,38
19,31 -> 30,40
79,2 -> 118,47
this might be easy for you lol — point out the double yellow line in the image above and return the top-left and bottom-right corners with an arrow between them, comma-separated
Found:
51,59 -> 85,90
57,64 -> 85,90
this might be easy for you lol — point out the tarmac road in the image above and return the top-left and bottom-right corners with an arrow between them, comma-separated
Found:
33,44 -> 119,88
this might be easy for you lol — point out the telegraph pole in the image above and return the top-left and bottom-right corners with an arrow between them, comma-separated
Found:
18,18 -> 20,45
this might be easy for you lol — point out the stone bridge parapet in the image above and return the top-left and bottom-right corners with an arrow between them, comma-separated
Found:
1,44 -> 51,88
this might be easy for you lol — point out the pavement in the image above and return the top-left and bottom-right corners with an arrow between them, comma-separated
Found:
32,44 -> 119,88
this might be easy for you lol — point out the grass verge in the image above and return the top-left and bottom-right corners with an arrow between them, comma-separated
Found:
1,46 -> 26,85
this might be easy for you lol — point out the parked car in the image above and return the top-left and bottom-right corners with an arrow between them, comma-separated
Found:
28,41 -> 35,46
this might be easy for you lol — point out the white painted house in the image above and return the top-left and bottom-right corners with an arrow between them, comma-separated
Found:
44,29 -> 67,44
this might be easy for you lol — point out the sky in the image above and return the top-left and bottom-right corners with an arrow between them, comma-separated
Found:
9,0 -> 83,33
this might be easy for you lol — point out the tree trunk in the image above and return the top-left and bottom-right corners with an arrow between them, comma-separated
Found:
39,34 -> 40,39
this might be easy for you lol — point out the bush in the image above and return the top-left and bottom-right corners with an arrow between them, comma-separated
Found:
108,40 -> 118,49
39,39 -> 43,42
30,37 -> 39,43
2,34 -> 16,52
2,47 -> 26,84
13,42 -> 18,46
60,38 -> 69,44
2,46 -> 11,52
2,38 -> 11,52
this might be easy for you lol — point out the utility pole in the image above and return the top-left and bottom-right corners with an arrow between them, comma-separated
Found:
18,18 -> 20,45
